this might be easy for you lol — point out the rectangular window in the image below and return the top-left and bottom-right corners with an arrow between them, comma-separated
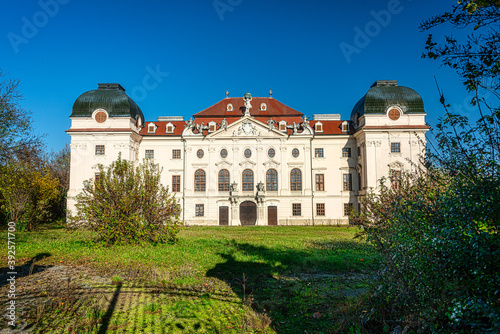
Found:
145,149 -> 154,159
343,173 -> 352,191
344,203 -> 353,216
172,149 -> 181,159
357,146 -> 361,157
315,174 -> 325,191
316,203 -> 325,216
342,147 -> 351,157
209,124 -> 216,132
391,142 -> 401,153
391,170 -> 402,189
292,203 -> 301,216
172,175 -> 181,192
95,145 -> 105,156
94,172 -> 101,183
195,204 -> 204,217
358,172 -> 362,190
315,148 -> 324,158
279,123 -> 286,131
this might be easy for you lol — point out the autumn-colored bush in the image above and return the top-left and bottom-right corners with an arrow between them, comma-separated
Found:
70,155 -> 182,244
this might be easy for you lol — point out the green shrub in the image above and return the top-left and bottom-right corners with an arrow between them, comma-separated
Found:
69,154 -> 182,244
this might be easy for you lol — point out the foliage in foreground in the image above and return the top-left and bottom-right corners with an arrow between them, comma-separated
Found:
344,1 -> 500,332
350,165 -> 499,333
69,155 -> 182,244
0,162 -> 60,231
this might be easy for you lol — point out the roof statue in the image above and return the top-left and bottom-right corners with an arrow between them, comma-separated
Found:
243,92 -> 252,117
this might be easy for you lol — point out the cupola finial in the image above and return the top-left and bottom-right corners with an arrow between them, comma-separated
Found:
269,88 -> 273,97
225,89 -> 229,98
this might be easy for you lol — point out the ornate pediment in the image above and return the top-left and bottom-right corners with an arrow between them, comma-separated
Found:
388,161 -> 404,169
239,160 -> 257,169
207,116 -> 287,139
215,160 -> 233,168
263,159 -> 281,169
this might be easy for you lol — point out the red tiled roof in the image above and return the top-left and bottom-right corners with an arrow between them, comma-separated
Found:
140,121 -> 185,136
138,118 -> 353,136
310,121 -> 354,135
193,97 -> 303,118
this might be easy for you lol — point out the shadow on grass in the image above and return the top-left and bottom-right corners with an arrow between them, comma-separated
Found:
206,239 -> 375,333
0,253 -> 51,288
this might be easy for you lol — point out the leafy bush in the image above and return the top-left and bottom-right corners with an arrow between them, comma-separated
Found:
351,160 -> 500,332
70,154 -> 182,244
344,2 -> 500,332
0,163 -> 60,231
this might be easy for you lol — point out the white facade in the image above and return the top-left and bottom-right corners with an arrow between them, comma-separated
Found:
67,81 -> 429,226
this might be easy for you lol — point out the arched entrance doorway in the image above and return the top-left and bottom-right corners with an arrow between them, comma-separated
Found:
240,201 -> 257,226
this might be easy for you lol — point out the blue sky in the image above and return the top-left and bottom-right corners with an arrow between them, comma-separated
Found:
2,0 -> 472,152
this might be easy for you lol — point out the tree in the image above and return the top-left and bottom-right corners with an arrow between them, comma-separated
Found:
0,163 -> 60,231
0,70 -> 40,164
69,155 -> 182,244
46,145 -> 71,219
342,2 -> 500,333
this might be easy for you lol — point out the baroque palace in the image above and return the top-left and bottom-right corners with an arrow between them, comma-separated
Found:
67,80 -> 429,226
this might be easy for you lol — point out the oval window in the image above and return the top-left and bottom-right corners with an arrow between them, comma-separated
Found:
220,149 -> 228,159
197,149 -> 204,159
268,148 -> 275,158
244,149 -> 252,159
292,148 -> 299,158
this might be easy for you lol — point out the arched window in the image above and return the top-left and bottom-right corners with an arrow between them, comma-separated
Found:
242,169 -> 254,191
266,169 -> 278,191
290,168 -> 302,191
194,169 -> 206,191
218,169 -> 230,191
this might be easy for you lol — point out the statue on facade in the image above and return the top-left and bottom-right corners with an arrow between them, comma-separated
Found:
256,181 -> 265,192
267,118 -> 276,131
185,118 -> 194,130
243,92 -> 252,117
301,115 -> 313,134
220,118 -> 228,130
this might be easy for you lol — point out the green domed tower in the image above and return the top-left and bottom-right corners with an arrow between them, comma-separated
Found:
66,83 -> 144,218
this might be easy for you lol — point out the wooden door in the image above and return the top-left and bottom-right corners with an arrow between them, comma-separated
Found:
268,206 -> 277,225
239,201 -> 257,226
219,206 -> 229,226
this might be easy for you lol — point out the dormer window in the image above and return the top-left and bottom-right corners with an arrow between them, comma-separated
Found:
166,122 -> 175,133
227,103 -> 233,111
148,123 -> 156,134
208,121 -> 217,132
260,103 -> 267,111
315,122 -> 323,133
341,121 -> 349,133
279,121 -> 287,131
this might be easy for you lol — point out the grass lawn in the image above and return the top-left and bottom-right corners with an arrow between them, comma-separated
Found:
0,226 -> 380,333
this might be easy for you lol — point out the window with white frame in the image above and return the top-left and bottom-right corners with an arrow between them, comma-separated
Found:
195,204 -> 204,217
391,142 -> 401,153
292,203 -> 301,216
166,123 -> 174,133
95,145 -> 105,156
148,123 -> 156,133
